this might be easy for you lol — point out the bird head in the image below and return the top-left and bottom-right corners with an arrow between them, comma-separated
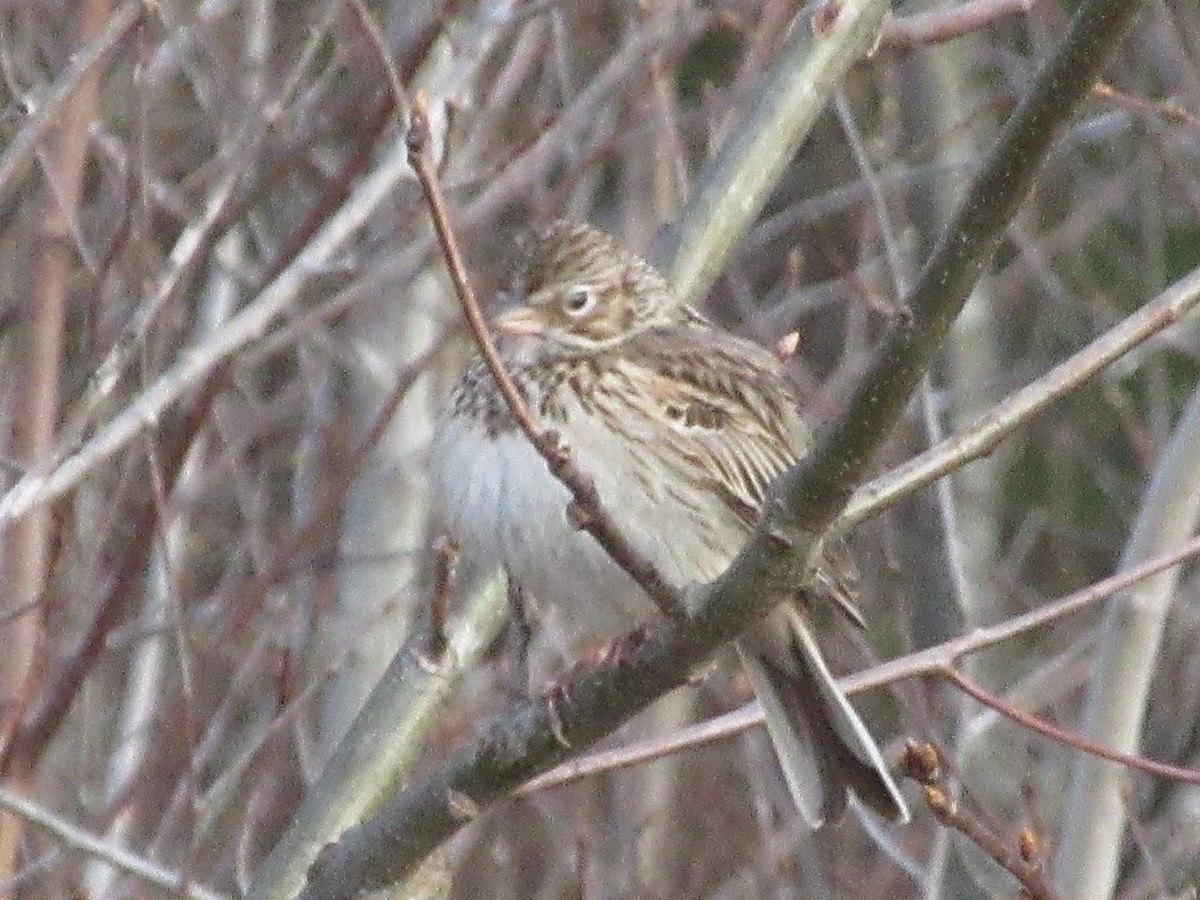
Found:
494,221 -> 685,351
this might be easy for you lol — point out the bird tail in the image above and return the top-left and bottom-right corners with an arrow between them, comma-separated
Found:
736,611 -> 909,828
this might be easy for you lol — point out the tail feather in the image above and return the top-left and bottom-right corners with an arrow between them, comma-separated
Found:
736,611 -> 909,828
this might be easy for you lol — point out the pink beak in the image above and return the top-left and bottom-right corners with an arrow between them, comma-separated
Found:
494,306 -> 544,337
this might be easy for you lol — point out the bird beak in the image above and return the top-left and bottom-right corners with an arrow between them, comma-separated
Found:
494,306 -> 544,337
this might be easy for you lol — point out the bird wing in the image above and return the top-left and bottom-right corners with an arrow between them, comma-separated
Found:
622,325 -> 865,628
623,325 -> 809,527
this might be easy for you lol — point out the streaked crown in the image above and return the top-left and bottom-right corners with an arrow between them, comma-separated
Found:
499,221 -> 688,349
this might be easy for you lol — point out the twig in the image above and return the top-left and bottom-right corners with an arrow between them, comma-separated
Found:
881,0 -> 1041,51
0,784 -> 230,900
0,372 -> 224,775
922,790 -> 1055,900
404,97 -> 686,621
1093,80 -> 1200,130
901,742 -> 1058,900
226,333 -> 450,639
941,667 -> 1200,785
842,532 -> 1200,692
0,0 -> 142,201
515,533 -> 1200,795
839,262 -> 1200,533
403,102 -> 539,440
83,0 -> 343,417
344,0 -> 411,123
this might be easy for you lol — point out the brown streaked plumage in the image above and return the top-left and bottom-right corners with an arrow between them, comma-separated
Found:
430,220 -> 908,828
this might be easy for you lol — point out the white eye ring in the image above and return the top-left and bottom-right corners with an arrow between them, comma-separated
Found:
561,285 -> 595,316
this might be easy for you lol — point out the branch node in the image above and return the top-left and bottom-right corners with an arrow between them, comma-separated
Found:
405,92 -> 430,163
546,685 -> 573,749
446,789 -> 480,821
900,739 -> 942,785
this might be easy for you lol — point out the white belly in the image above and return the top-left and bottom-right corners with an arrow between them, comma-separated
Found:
429,410 -> 738,642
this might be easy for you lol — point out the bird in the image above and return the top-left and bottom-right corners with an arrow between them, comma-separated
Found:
429,219 -> 909,828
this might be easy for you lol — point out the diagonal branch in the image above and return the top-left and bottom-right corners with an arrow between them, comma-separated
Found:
770,0 -> 1145,538
404,98 -> 684,620
839,262 -> 1200,535
902,742 -> 1058,900
512,532 -> 1200,795
0,784 -> 230,900
941,668 -> 1200,786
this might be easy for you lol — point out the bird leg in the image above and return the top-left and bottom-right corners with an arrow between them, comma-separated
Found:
428,535 -> 458,658
504,574 -> 534,699
594,624 -> 650,668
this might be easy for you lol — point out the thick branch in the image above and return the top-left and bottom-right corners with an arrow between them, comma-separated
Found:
513,532 -> 1200,796
771,0 -> 1145,536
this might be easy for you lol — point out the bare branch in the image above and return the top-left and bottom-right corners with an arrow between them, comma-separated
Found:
901,742 -> 1058,900
942,668 -> 1200,786
0,784 -> 230,900
405,96 -> 686,621
517,533 -> 1200,795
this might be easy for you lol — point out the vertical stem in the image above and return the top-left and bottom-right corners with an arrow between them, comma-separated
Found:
1053,383 -> 1200,897
0,0 -> 113,884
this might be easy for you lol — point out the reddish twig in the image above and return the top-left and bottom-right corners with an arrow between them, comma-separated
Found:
901,741 -> 1058,900
1092,81 -> 1200,131
941,666 -> 1200,786
403,98 -> 686,621
348,0 -> 686,621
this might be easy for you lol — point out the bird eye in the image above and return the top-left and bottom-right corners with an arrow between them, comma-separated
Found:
561,285 -> 595,317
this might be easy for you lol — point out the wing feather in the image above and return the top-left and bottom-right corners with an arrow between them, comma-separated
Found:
620,324 -> 809,525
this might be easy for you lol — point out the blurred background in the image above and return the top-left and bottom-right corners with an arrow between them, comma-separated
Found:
1,1 -> 1199,897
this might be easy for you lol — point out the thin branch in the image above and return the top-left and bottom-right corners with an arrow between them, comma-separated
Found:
0,784 -> 230,900
901,742 -> 1058,900
343,0 -> 411,123
881,0 -> 1041,51
83,0 -> 343,418
920,788 -> 1055,900
404,104 -> 539,442
405,96 -> 686,621
845,533 -> 1200,690
0,0 -> 142,201
655,0 -> 891,302
839,262 -> 1200,534
941,668 -> 1200,785
516,533 -> 1200,795
0,371 -> 224,775
1093,80 -> 1200,131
